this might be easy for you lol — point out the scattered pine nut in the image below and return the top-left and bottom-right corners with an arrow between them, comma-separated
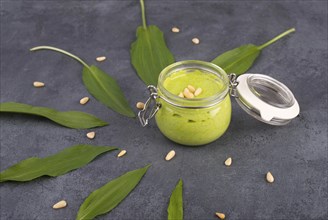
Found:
187,85 -> 196,93
224,157 -> 232,167
178,92 -> 184,98
96,56 -> 106,62
215,212 -> 225,219
192,38 -> 200,45
171,27 -> 180,33
266,172 -> 274,183
33,81 -> 45,88
165,150 -> 176,161
86,131 -> 96,139
53,200 -> 67,209
117,150 -> 127,158
183,88 -> 194,99
80,97 -> 90,105
194,88 -> 202,96
136,102 -> 145,110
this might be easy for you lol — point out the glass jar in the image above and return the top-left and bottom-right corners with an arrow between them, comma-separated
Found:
139,60 -> 232,146
138,60 -> 300,146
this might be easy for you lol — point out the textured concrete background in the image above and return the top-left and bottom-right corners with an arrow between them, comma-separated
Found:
0,0 -> 327,219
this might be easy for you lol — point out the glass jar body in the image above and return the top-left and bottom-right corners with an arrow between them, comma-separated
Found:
153,60 -> 231,146
155,93 -> 231,146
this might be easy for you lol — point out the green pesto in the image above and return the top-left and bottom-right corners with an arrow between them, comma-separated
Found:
156,68 -> 231,146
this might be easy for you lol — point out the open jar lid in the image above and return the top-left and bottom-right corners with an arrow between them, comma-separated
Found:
235,73 -> 300,126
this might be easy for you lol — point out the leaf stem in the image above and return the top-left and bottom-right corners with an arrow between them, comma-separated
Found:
140,0 -> 147,29
258,28 -> 296,50
30,46 -> 91,70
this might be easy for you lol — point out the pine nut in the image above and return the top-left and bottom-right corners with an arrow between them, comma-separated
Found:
266,172 -> 274,183
215,212 -> 225,219
33,81 -> 45,88
80,97 -> 90,105
86,131 -> 95,139
187,85 -> 196,93
183,88 -> 194,99
178,92 -> 184,98
53,200 -> 67,209
165,150 -> 176,161
96,56 -> 106,62
136,102 -> 145,110
224,157 -> 232,166
192,38 -> 200,44
171,27 -> 180,33
194,88 -> 202,96
117,150 -> 127,158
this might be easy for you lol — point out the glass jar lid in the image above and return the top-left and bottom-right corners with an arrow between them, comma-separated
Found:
235,73 -> 300,125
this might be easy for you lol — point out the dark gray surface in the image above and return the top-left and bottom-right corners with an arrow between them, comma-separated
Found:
0,0 -> 327,219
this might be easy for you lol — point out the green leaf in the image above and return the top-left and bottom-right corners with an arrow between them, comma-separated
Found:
130,0 -> 175,85
0,102 -> 108,129
167,179 -> 183,220
76,164 -> 151,220
212,28 -> 295,75
212,44 -> 260,75
30,46 -> 135,118
82,65 -> 135,117
0,145 -> 117,182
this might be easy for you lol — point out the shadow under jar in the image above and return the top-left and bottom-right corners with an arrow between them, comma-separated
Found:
138,60 -> 300,146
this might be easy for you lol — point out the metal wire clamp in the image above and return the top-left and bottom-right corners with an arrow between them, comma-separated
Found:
138,85 -> 161,127
229,73 -> 239,98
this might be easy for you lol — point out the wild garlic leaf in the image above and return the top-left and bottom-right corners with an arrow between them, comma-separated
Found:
212,28 -> 295,75
0,145 -> 117,182
76,164 -> 151,220
212,44 -> 260,75
130,0 -> 175,85
0,102 -> 108,129
82,65 -> 135,117
30,46 -> 135,118
167,179 -> 183,220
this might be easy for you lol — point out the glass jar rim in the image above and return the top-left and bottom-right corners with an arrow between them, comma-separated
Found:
157,60 -> 230,108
